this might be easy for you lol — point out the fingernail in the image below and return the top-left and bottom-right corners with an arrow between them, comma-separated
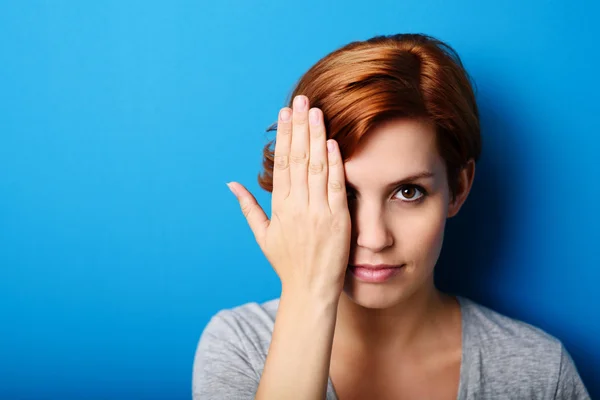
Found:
280,108 -> 291,122
294,95 -> 307,111
226,182 -> 237,196
327,140 -> 335,153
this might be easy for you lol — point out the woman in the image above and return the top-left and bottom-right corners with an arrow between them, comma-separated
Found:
193,34 -> 589,399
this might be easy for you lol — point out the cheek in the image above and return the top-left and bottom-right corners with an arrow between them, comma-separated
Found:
395,200 -> 447,260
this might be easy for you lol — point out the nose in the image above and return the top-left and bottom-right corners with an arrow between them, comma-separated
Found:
352,204 -> 393,253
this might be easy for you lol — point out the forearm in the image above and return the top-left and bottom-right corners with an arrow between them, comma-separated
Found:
255,290 -> 339,400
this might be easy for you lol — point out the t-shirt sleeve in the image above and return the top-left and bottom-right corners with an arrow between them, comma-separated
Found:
554,344 -> 590,400
192,312 -> 260,400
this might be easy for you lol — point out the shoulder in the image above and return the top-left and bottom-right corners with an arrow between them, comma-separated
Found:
196,297 -> 280,364
458,296 -> 589,399
459,296 -> 562,352
192,298 -> 280,399
202,298 -> 280,345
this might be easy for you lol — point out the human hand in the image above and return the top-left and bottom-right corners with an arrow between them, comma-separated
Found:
227,95 -> 351,301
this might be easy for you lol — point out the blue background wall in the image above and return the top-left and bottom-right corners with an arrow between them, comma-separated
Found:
1,1 -> 598,398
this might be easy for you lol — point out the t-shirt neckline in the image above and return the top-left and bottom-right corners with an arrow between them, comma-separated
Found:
326,295 -> 470,400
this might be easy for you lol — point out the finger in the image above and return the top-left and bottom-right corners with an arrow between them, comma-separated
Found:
307,107 -> 328,208
227,182 -> 269,246
289,95 -> 310,205
272,107 -> 293,204
326,140 -> 348,213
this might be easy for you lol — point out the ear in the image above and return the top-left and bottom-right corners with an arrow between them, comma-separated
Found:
447,159 -> 476,218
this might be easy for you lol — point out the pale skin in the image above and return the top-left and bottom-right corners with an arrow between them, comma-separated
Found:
227,95 -> 476,399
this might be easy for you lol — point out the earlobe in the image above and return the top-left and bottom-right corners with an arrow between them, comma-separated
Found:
447,195 -> 462,218
447,199 -> 458,218
447,159 -> 476,218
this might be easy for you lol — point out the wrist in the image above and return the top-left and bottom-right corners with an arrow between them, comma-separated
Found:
280,284 -> 342,313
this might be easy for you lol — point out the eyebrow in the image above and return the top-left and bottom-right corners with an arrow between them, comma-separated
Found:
345,171 -> 435,191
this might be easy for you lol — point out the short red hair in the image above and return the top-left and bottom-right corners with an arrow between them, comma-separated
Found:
258,33 -> 481,201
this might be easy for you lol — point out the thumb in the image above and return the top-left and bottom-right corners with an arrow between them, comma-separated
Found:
226,182 -> 269,245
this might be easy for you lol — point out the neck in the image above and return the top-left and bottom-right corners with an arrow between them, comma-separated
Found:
334,280 -> 457,355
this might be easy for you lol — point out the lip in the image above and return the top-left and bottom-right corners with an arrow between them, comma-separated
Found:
351,264 -> 403,270
348,264 -> 405,283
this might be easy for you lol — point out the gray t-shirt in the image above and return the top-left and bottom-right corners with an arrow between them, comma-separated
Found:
192,296 -> 590,399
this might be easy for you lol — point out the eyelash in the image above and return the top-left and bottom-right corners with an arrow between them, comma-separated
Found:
393,184 -> 427,203
346,184 -> 428,204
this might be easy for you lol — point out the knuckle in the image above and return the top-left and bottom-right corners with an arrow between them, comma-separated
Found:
328,156 -> 340,167
240,201 -> 253,218
274,155 -> 289,170
293,112 -> 308,123
308,206 -> 325,219
278,123 -> 292,136
290,152 -> 309,165
309,211 -> 329,231
330,216 -> 347,234
329,180 -> 344,192
310,126 -> 324,138
308,161 -> 325,174
290,207 -> 304,221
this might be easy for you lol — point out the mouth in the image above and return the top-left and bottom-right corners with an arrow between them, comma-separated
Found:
347,264 -> 405,283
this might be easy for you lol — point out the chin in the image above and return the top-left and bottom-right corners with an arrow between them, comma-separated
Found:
342,289 -> 403,310
341,264 -> 435,310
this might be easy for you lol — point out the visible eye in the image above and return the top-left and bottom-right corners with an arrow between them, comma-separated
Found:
394,185 -> 426,203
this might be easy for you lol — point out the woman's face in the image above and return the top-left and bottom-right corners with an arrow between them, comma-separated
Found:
342,117 -> 452,309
